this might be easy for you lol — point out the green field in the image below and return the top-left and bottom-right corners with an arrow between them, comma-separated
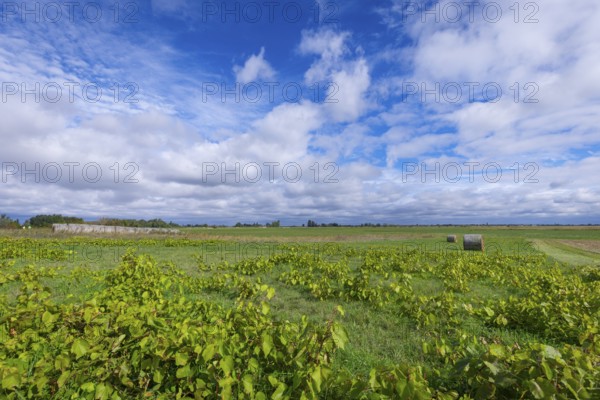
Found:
0,226 -> 599,399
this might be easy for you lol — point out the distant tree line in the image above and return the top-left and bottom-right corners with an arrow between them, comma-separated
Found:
184,224 -> 221,228
306,220 -> 340,227
25,214 -> 84,228
14,215 -> 181,229
0,214 -> 20,229
233,220 -> 280,228
234,222 -> 263,227
96,218 -> 180,228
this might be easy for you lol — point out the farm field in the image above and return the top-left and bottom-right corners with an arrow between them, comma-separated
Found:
0,226 -> 599,399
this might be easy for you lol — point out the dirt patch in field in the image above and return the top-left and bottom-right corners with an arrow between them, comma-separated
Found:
557,240 -> 600,254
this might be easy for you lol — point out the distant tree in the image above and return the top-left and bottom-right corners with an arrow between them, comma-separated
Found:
307,220 -> 318,227
234,222 -> 264,227
0,214 -> 20,229
27,214 -> 84,228
267,220 -> 280,228
96,218 -> 179,228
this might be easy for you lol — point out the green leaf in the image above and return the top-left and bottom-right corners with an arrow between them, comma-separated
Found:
71,338 -> 90,359
268,375 -> 279,387
540,361 -> 554,380
153,370 -> 163,384
41,310 -> 57,327
1,373 -> 21,389
248,357 -> 259,372
220,355 -> 234,376
527,380 -> 545,399
561,377 -> 583,399
95,382 -> 112,400
331,322 -> 349,350
488,344 -> 506,358
310,366 -> 322,393
483,361 -> 500,376
54,354 -> 70,370
541,345 -> 562,360
176,365 -> 192,379
218,376 -> 235,397
271,383 -> 287,400
34,376 -> 49,392
242,374 -> 254,395
175,352 -> 188,366
202,344 -> 216,363
83,307 -> 95,323
261,302 -> 271,315
57,371 -> 71,388
81,382 -> 95,392
262,333 -> 274,357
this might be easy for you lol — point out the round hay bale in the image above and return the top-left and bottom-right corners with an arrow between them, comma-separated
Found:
447,235 -> 457,243
463,234 -> 484,251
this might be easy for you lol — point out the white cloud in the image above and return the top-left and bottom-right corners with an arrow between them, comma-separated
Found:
326,58 -> 371,123
311,123 -> 381,161
375,0 -> 600,161
298,29 -> 371,123
299,29 -> 350,82
233,47 -> 275,83
386,133 -> 456,166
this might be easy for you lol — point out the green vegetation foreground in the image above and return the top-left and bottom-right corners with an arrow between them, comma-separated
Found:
0,234 -> 598,398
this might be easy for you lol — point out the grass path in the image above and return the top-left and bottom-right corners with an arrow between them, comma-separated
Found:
532,239 -> 600,265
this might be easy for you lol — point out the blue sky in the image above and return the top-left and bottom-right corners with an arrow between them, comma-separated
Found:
1,0 -> 599,225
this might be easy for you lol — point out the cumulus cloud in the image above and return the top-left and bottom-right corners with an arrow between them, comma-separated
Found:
233,47 -> 276,83
298,29 -> 371,123
377,0 -> 600,161
299,29 -> 350,82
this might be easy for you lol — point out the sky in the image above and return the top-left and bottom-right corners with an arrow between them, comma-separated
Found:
0,0 -> 599,225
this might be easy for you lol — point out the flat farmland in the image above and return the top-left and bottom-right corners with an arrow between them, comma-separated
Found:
0,226 -> 598,399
